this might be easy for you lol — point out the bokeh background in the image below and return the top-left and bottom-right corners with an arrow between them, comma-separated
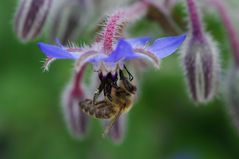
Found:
1,0 -> 239,159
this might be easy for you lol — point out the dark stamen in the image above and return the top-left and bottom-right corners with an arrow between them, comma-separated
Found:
98,72 -> 104,81
95,72 -> 121,102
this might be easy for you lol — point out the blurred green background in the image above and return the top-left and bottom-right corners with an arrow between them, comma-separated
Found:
1,0 -> 239,159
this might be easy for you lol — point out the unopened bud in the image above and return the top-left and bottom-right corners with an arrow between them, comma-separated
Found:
225,65 -> 239,132
61,66 -> 89,139
48,0 -> 93,44
181,0 -> 220,103
14,0 -> 52,42
146,0 -> 182,35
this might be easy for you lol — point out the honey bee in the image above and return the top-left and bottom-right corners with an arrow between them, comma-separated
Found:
79,69 -> 136,136
108,69 -> 136,113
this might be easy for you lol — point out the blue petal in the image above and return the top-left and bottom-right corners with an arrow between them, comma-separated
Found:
55,38 -> 64,47
38,42 -> 76,59
87,54 -> 108,63
103,39 -> 140,63
149,34 -> 186,58
126,36 -> 152,46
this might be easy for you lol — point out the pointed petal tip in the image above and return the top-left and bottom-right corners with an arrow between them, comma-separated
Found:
55,38 -> 64,47
178,33 -> 187,41
37,42 -> 74,59
149,33 -> 187,58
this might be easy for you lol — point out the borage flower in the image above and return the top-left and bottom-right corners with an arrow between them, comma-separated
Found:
39,34 -> 186,72
38,2 -> 186,139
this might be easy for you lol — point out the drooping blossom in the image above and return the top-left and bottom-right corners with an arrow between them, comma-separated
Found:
38,1 -> 186,139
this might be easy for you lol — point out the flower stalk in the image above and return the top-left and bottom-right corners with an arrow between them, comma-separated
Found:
209,0 -> 239,65
37,1 -> 185,140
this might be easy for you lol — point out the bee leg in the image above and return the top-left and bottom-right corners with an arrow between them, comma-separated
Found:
119,70 -> 136,93
93,90 -> 100,104
104,82 -> 113,101
102,107 -> 123,138
124,65 -> 134,81
122,77 -> 136,93
93,81 -> 105,104
93,90 -> 101,104
106,94 -> 112,101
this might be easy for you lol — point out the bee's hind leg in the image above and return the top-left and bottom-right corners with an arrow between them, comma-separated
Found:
93,81 -> 105,104
102,107 -> 123,138
119,69 -> 136,93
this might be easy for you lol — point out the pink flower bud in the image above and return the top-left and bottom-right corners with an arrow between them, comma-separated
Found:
48,0 -> 93,44
14,0 -> 52,42
61,65 -> 89,139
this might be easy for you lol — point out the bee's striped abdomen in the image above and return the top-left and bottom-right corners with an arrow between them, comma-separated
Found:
79,99 -> 117,119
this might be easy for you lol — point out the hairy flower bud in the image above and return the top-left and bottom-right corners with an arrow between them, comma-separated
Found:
48,0 -> 93,44
14,0 -> 52,42
61,66 -> 89,139
146,0 -> 182,35
225,65 -> 239,132
181,0 -> 220,103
